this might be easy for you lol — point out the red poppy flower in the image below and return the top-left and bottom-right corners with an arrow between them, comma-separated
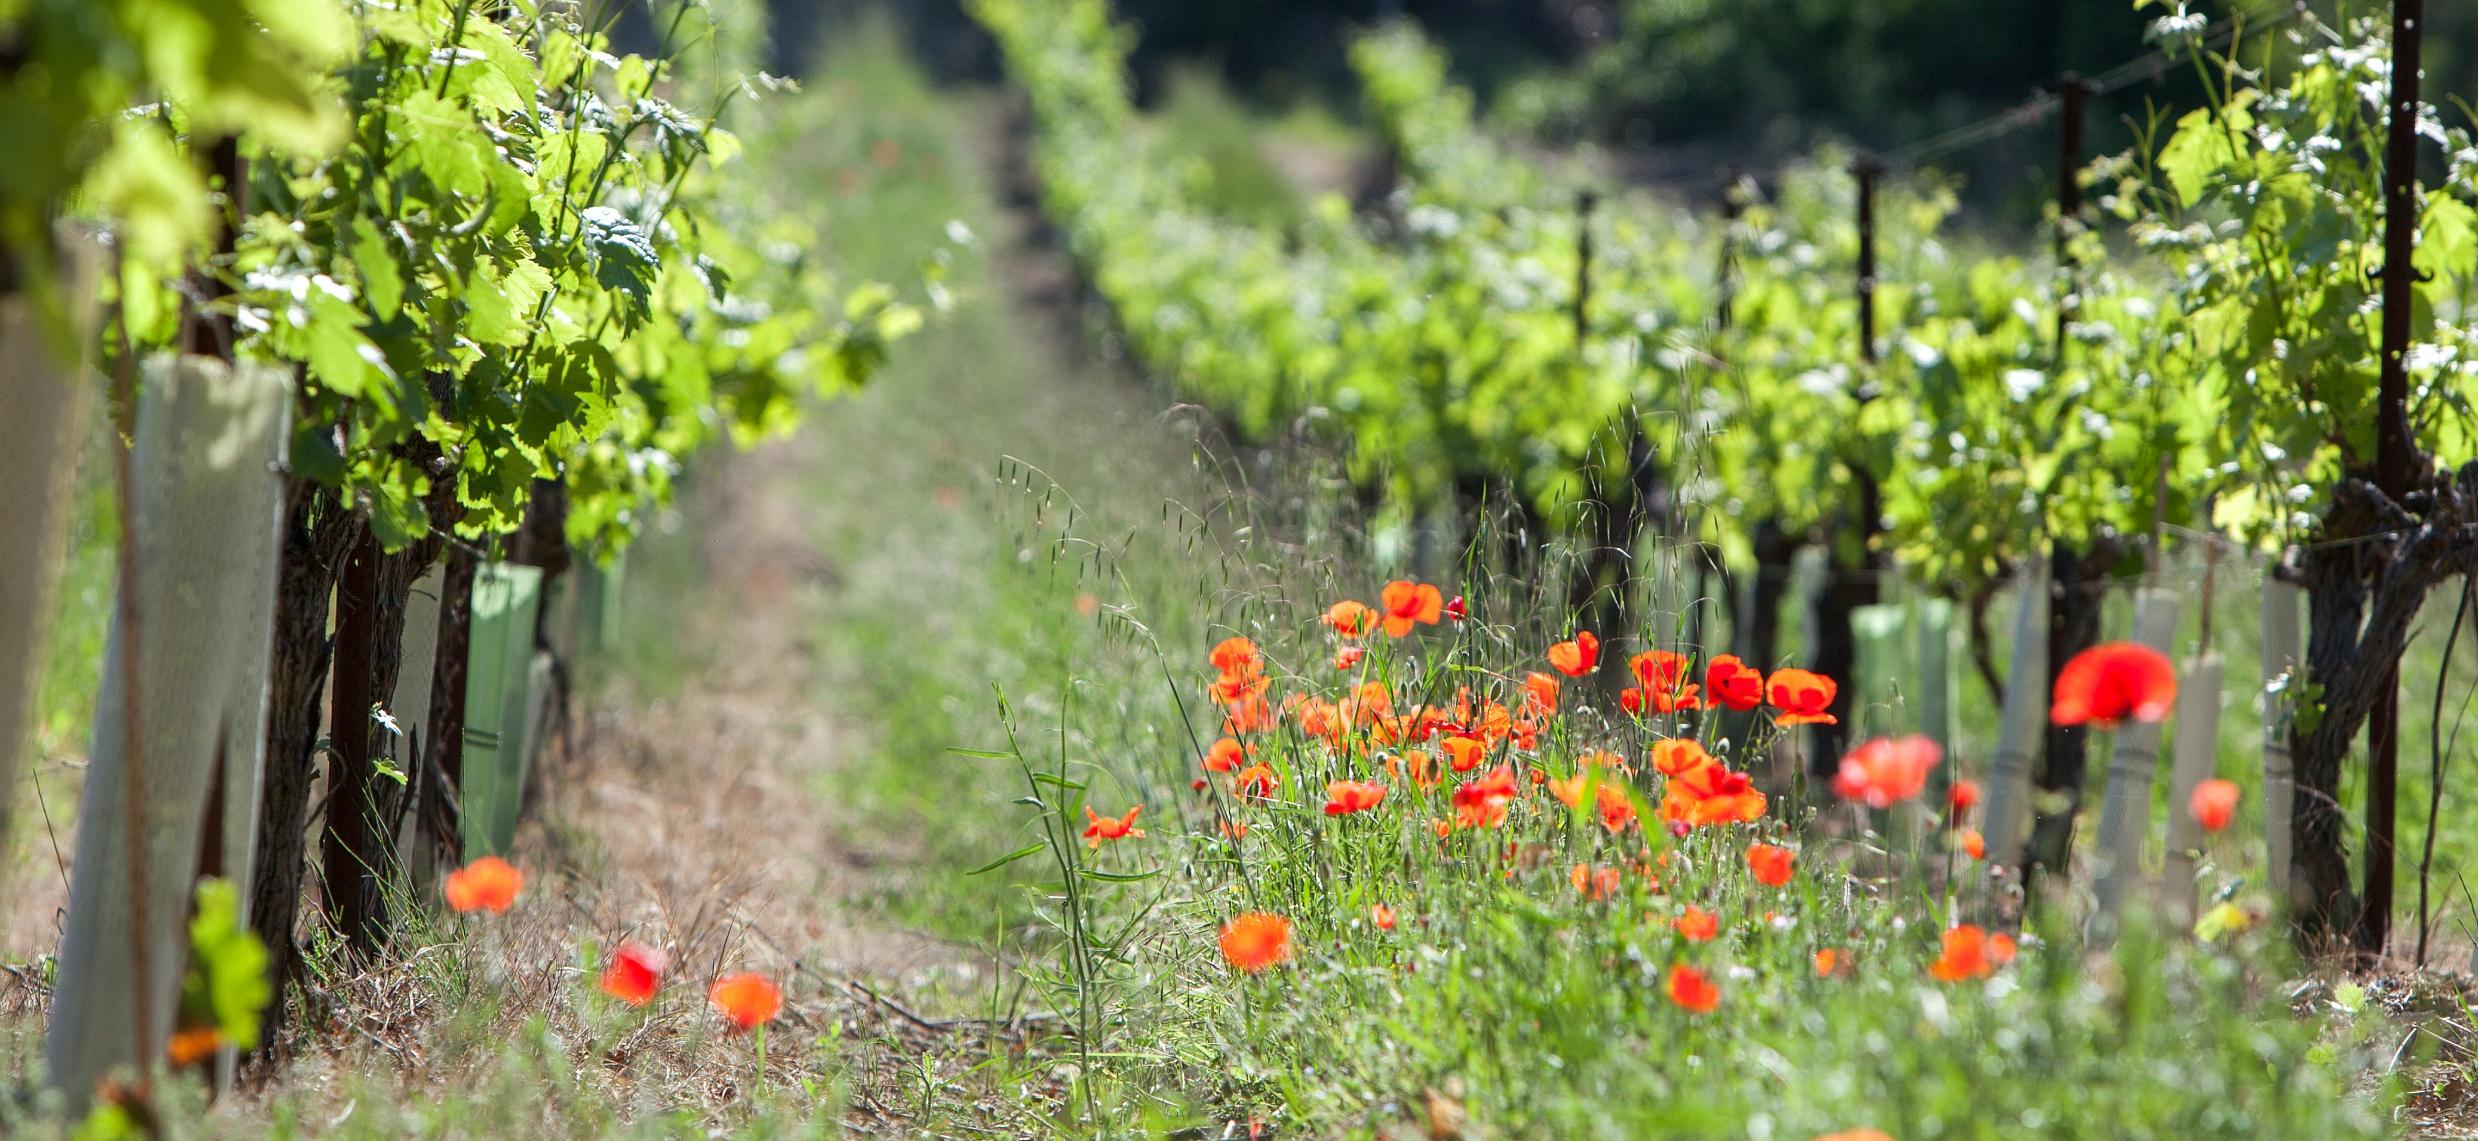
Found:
1928,924 -> 1998,982
1666,964 -> 1721,1013
1440,734 -> 1489,773
1521,672 -> 1560,714
1219,912 -> 1292,973
1631,650 -> 1692,690
1323,780 -> 1388,816
1233,763 -> 1280,800
1371,903 -> 1398,931
1083,805 -> 1145,848
1948,778 -> 1982,814
1547,631 -> 1601,677
1334,645 -> 1366,671
1379,580 -> 1444,637
1830,735 -> 1943,809
1674,905 -> 1719,942
443,856 -> 524,914
1202,737 -> 1249,773
1747,843 -> 1795,886
2189,777 -> 2239,833
1703,655 -> 1765,711
1767,668 -> 1839,726
708,972 -> 783,1032
2050,642 -> 2178,727
1325,600 -> 1376,638
1443,594 -> 1467,622
1451,765 -> 1519,829
600,941 -> 667,1007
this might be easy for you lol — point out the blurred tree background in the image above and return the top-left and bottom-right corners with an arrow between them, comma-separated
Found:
749,0 -> 2474,216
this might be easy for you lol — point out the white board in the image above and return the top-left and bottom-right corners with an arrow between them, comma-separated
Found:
0,293 -> 91,855
46,355 -> 290,1102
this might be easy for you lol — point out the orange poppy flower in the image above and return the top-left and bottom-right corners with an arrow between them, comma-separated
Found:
708,972 -> 783,1033
1547,631 -> 1601,677
1295,698 -> 1346,749
1830,735 -> 1943,809
1813,948 -> 1844,978
1388,749 -> 1440,789
1989,932 -> 2018,964
166,1025 -> 222,1066
1703,655 -> 1765,712
443,856 -> 524,914
2050,642 -> 2178,727
1379,580 -> 1445,637
1451,765 -> 1519,829
1746,843 -> 1795,887
1323,780 -> 1388,816
1209,636 -> 1262,677
1210,669 -> 1270,706
1767,668 -> 1839,726
1371,903 -> 1398,931
1223,693 -> 1273,736
1948,778 -> 1981,814
1219,912 -> 1292,973
1928,923 -> 1998,982
2189,777 -> 2240,833
1325,599 -> 1377,638
600,941 -> 667,1007
1666,963 -> 1721,1014
1431,818 -> 1453,840
1572,862 -> 1622,901
1960,828 -> 1986,860
1659,760 -> 1768,827
1219,819 -> 1250,840
1440,734 -> 1489,773
1674,905 -> 1719,942
1202,737 -> 1250,773
1521,672 -> 1561,714
1546,769 -> 1587,807
1815,1130 -> 1894,1141
1651,738 -> 1713,777
1334,645 -> 1367,671
1233,763 -> 1280,800
1596,786 -> 1640,833
1083,805 -> 1145,847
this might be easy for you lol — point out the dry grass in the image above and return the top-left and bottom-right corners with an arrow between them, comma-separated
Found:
1,438 -> 1055,1135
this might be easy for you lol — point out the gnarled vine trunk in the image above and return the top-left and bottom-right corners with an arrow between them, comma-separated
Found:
248,480 -> 358,1037
2289,464 -> 2478,956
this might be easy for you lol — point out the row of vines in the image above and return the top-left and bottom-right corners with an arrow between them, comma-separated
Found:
0,0 -> 919,1105
974,0 -> 2478,957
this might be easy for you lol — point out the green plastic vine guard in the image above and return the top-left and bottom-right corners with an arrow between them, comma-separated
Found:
1850,596 -> 1953,745
460,563 -> 542,856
